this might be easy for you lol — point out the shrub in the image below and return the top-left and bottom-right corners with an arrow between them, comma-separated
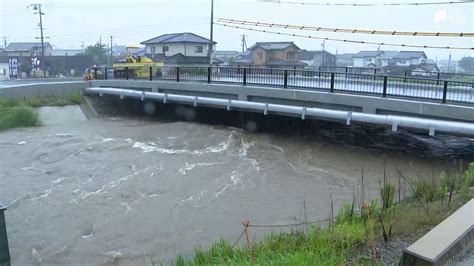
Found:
0,107 -> 41,131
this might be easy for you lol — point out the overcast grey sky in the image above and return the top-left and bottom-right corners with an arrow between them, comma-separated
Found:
1,0 -> 473,60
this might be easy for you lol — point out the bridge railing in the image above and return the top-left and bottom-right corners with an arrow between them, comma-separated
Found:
92,66 -> 474,105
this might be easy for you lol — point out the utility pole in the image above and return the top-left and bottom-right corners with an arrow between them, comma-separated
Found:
29,4 -> 47,77
241,35 -> 247,53
321,39 -> 326,70
208,0 -> 214,66
1,36 -> 8,48
110,36 -> 115,66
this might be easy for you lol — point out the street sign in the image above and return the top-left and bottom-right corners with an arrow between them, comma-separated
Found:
8,58 -> 18,79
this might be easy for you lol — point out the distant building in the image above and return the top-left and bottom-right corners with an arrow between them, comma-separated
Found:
214,51 -> 239,66
391,51 -> 427,66
335,53 -> 355,67
353,51 -> 381,68
377,51 -> 398,67
298,50 -> 335,68
141,32 -> 216,65
352,51 -> 397,68
4,42 -> 53,57
51,49 -> 83,56
233,42 -> 306,68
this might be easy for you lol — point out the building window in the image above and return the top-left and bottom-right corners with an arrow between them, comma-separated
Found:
257,51 -> 263,60
162,46 -> 169,53
286,51 -> 296,60
151,47 -> 156,53
400,60 -> 406,64
195,46 -> 203,53
366,58 -> 372,62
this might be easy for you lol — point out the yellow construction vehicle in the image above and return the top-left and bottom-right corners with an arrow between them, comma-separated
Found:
113,45 -> 163,79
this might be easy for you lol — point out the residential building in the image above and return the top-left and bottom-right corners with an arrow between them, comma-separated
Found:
335,53 -> 355,67
51,49 -> 83,56
242,42 -> 306,68
141,32 -> 216,63
4,42 -> 53,57
353,51 -> 381,67
377,51 -> 398,67
298,50 -> 336,68
391,51 -> 427,66
214,51 -> 239,65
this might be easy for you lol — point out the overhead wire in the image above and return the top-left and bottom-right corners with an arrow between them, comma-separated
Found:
215,22 -> 474,50
217,18 -> 474,37
258,0 -> 474,6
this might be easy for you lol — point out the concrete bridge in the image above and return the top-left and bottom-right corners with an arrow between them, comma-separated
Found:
1,78 -> 473,136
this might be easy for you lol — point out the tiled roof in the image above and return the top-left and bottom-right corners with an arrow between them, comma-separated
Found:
393,51 -> 427,59
248,42 -> 300,51
141,33 -> 216,45
5,42 -> 52,51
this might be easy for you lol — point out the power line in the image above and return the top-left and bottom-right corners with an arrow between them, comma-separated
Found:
258,0 -> 474,7
215,22 -> 474,50
217,18 -> 474,37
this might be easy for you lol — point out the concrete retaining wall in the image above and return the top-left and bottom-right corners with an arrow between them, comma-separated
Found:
0,81 -> 88,100
91,80 -> 474,122
402,199 -> 473,266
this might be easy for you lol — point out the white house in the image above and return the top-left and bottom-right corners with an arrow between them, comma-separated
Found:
353,51 -> 381,67
141,32 -> 216,58
353,51 -> 398,68
391,51 -> 427,66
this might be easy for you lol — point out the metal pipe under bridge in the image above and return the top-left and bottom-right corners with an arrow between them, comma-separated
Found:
84,85 -> 474,137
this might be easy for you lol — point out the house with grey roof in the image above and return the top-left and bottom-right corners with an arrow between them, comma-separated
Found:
353,51 -> 382,68
240,42 -> 306,68
4,42 -> 52,57
298,50 -> 335,68
353,51 -> 398,68
391,51 -> 427,66
141,33 -> 216,65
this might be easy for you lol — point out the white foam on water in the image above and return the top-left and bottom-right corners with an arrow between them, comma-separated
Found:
102,138 -> 114,142
178,162 -> 226,175
52,177 -> 65,184
30,186 -> 56,201
131,131 -> 236,155
120,202 -> 132,215
81,232 -> 94,239
181,189 -> 208,203
31,249 -> 43,264
17,141 -> 27,145
55,133 -> 74,138
214,170 -> 242,200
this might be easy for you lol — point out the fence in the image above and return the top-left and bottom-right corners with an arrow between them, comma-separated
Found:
92,66 -> 474,105
318,66 -> 474,84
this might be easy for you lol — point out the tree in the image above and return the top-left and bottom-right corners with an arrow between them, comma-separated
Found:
84,42 -> 108,65
458,57 -> 474,74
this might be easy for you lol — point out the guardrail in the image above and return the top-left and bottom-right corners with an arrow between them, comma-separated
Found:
92,66 -> 474,105
0,203 -> 10,266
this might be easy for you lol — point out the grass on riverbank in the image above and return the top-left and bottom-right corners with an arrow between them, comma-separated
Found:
175,163 -> 474,265
0,107 -> 40,131
0,94 -> 82,131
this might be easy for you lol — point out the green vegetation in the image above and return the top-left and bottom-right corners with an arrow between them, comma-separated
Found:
175,163 -> 474,265
0,93 -> 82,131
0,107 -> 40,131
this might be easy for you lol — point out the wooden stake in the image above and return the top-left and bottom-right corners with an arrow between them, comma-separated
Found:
242,220 -> 254,266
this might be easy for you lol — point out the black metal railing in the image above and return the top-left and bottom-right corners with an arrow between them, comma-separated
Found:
0,203 -> 10,266
93,66 -> 474,105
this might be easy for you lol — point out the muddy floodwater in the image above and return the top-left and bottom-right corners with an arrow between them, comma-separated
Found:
0,106 -> 470,265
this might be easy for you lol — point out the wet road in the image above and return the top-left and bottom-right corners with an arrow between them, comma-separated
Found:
0,106 -> 467,265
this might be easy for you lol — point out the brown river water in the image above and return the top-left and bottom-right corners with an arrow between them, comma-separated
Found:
0,105 -> 471,265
